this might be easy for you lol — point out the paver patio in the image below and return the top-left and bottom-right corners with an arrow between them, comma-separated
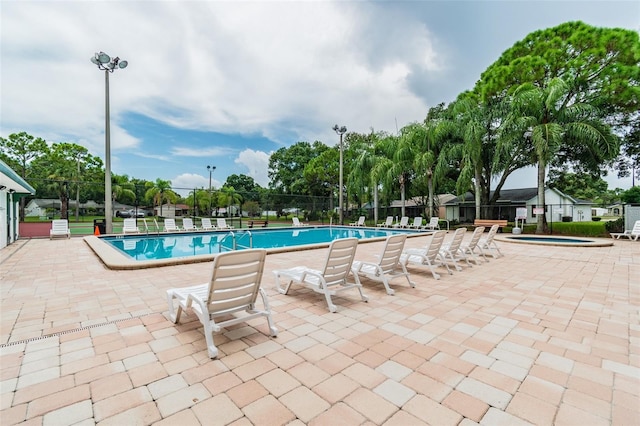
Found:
0,233 -> 638,425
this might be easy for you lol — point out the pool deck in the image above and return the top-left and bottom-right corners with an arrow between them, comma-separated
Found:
1,233 -> 638,425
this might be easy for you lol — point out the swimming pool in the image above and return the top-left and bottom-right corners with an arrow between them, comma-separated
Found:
85,226 -> 426,270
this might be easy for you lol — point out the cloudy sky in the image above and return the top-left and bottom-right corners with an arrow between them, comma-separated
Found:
1,0 -> 638,195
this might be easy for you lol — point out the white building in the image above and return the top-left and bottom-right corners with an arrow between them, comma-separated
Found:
1,159 -> 36,249
444,187 -> 593,224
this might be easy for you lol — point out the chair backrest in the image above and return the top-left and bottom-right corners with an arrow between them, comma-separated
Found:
377,234 -> 407,274
632,220 -> 640,235
164,218 -> 177,230
384,216 -> 393,225
51,219 -> 69,233
205,249 -> 267,314
424,231 -> 447,261
123,218 -> 137,230
320,238 -> 359,286
357,216 -> 365,225
292,217 -> 301,226
399,216 -> 409,226
201,218 -> 213,229
466,226 -> 485,249
448,228 -> 467,252
428,217 -> 439,229
484,224 -> 499,242
412,217 -> 423,227
183,218 -> 194,229
217,218 -> 228,228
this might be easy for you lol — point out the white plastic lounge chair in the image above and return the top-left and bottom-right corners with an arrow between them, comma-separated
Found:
393,216 -> 410,228
377,216 -> 393,227
460,226 -> 485,265
408,217 -> 423,229
50,219 -> 70,239
439,227 -> 468,271
182,218 -> 199,231
292,217 -> 308,227
122,218 -> 140,234
610,220 -> 640,241
423,217 -> 440,231
350,216 -> 366,226
201,218 -> 215,231
167,249 -> 277,358
217,218 -> 234,230
274,238 -> 368,313
163,218 -> 180,232
351,234 -> 415,295
477,224 -> 503,259
400,230 -> 451,280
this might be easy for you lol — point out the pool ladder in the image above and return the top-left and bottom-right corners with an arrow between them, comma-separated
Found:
218,230 -> 253,252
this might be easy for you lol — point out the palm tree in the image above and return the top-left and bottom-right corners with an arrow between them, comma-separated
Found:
220,186 -> 243,218
507,78 -> 618,233
145,179 -> 174,216
347,131 -> 384,223
376,133 -> 415,218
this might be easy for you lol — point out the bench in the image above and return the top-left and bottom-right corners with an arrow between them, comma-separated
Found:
248,220 -> 269,228
474,219 -> 508,231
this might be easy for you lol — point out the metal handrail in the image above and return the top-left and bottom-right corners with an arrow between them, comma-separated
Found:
235,230 -> 253,250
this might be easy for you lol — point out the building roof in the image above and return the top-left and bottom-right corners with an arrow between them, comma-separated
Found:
0,159 -> 36,195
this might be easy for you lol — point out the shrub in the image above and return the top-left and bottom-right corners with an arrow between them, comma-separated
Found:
605,217 -> 624,233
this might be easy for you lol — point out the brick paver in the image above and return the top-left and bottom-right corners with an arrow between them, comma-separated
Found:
0,234 -> 638,424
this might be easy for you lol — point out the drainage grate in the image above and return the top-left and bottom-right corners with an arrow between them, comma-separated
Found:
0,312 -> 157,348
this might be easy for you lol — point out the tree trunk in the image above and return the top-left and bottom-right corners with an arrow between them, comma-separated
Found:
536,160 -> 547,234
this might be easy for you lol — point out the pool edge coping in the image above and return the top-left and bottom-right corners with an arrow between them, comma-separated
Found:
494,234 -> 614,247
84,227 -> 434,270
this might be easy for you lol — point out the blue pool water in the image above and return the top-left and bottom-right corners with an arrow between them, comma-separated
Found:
101,226 -> 421,261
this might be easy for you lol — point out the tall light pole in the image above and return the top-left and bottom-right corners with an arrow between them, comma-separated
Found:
207,165 -> 216,216
333,124 -> 347,225
91,51 -> 128,234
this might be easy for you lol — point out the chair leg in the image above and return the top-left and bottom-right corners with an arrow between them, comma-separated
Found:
166,291 -> 183,324
274,272 -> 293,295
352,275 -> 369,302
259,288 -> 279,337
322,289 -> 338,313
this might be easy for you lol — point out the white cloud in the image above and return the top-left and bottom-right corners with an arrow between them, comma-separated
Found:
235,149 -> 271,187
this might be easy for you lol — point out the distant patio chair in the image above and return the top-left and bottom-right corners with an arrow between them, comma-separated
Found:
216,218 -> 234,230
163,218 -> 180,232
274,238 -> 368,313
50,219 -> 70,239
477,224 -> 503,260
460,226 -> 485,265
201,218 -> 215,231
439,227 -> 467,271
350,216 -> 366,226
400,230 -> 451,280
610,220 -> 640,241
292,217 -> 308,227
182,218 -> 199,231
122,218 -> 140,234
377,216 -> 393,228
408,217 -> 423,229
423,217 -> 440,231
393,216 -> 409,228
351,234 -> 414,295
